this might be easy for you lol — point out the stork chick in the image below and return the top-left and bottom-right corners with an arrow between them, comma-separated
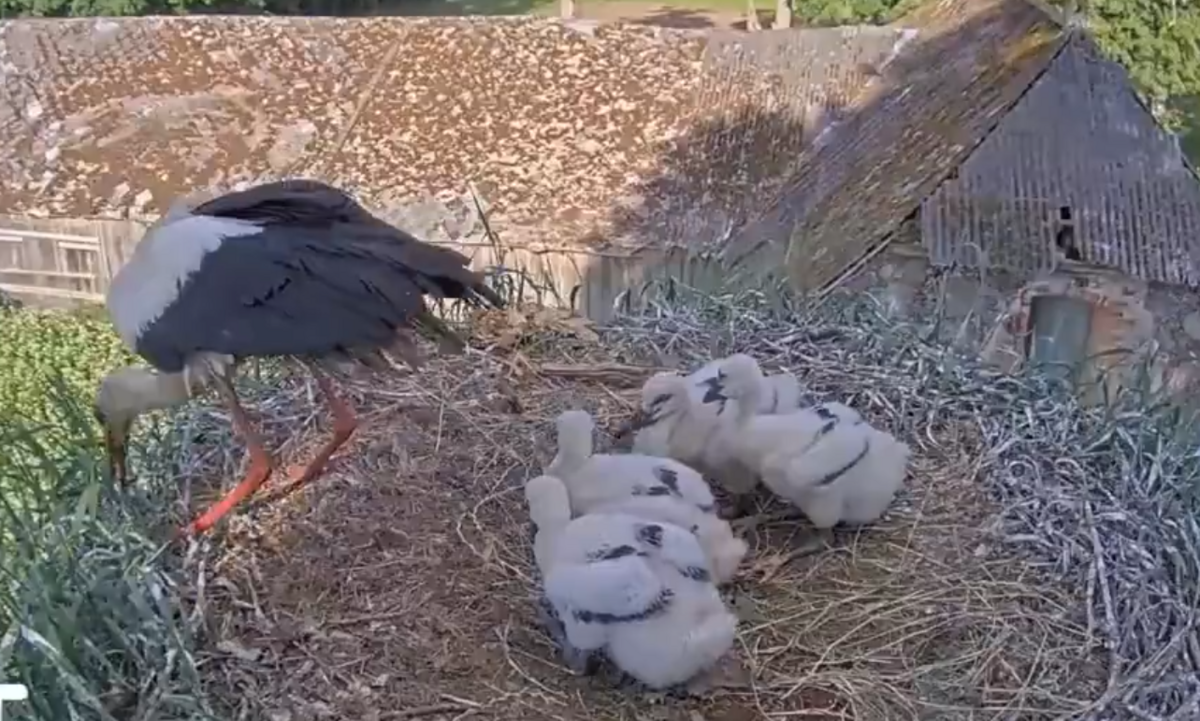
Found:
526,475 -> 738,692
547,409 -> 717,517
618,357 -> 805,450
715,354 -> 909,529
766,419 -> 911,528
96,179 -> 502,538
588,492 -> 748,586
546,410 -> 745,582
687,355 -> 806,415
622,371 -> 762,516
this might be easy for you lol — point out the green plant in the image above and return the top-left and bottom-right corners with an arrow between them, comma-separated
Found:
0,306 -> 135,447
0,381 -> 214,721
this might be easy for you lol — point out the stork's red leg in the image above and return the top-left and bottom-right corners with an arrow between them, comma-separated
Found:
176,378 -> 275,539
263,371 -> 357,504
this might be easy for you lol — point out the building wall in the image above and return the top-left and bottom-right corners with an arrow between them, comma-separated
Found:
845,218 -> 1024,348
921,37 -> 1200,288
854,219 -> 1200,402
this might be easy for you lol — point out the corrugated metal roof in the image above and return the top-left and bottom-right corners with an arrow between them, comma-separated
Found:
922,36 -> 1200,287
723,0 -> 1066,292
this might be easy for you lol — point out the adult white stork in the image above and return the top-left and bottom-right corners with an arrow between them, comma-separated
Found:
94,179 -> 503,538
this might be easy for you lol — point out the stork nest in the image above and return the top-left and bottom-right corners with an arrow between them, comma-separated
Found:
168,299 -> 1199,721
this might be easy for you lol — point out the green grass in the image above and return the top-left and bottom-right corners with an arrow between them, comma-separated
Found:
0,306 -> 211,720
0,381 -> 214,721
0,305 -> 135,448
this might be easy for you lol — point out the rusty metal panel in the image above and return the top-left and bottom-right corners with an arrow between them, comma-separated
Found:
923,37 -> 1200,286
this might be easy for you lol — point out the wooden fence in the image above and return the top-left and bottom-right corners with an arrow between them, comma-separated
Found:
0,216 -> 142,310
0,216 -> 781,321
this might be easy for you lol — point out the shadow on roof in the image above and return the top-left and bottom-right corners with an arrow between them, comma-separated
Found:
576,0 -> 1065,317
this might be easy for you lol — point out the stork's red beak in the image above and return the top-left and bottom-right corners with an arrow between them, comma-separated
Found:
104,429 -> 129,486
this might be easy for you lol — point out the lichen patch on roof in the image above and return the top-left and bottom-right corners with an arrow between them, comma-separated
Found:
0,17 -> 391,217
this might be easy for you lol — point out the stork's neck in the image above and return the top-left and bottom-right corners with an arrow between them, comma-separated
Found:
548,423 -> 593,478
531,513 -> 570,578
148,370 -> 194,409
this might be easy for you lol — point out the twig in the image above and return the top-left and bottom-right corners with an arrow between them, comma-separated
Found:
382,703 -> 466,719
1086,501 -> 1123,697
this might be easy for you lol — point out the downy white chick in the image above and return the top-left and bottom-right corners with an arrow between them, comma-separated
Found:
715,354 -> 909,528
588,492 -> 748,585
688,355 -> 806,415
770,419 -> 911,528
546,409 -> 745,582
623,359 -> 804,458
526,475 -> 738,691
622,371 -> 762,507
620,357 -> 804,512
547,409 -> 717,517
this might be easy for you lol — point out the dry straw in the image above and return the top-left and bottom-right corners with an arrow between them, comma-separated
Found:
162,284 -> 1198,721
603,285 -> 1200,720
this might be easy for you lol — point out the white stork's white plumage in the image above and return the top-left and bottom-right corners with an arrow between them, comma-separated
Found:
95,179 -> 502,538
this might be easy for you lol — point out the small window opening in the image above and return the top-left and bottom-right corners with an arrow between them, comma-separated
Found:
1055,205 -> 1082,261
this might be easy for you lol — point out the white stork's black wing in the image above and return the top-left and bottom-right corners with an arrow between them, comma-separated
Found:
191,180 -> 500,304
191,180 -> 391,228
134,181 -> 502,371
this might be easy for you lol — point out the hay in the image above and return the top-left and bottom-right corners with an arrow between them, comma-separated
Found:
177,296 -> 1198,721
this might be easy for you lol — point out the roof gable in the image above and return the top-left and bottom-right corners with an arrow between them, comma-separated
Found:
922,33 -> 1200,286
723,0 -> 1065,293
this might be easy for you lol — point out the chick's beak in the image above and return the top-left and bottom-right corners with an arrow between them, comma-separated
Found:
613,409 -> 653,439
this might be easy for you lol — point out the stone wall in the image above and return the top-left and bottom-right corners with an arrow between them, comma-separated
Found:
842,217 -> 1024,348
850,220 -> 1200,403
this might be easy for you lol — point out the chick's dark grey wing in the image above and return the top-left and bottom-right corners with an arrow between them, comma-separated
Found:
135,222 -> 494,372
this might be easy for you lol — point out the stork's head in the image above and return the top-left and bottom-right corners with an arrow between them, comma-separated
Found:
614,371 -> 689,439
715,354 -> 765,399
94,366 -> 192,485
94,368 -> 143,484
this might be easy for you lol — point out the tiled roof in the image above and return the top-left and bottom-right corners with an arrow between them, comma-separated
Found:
607,25 -> 910,252
725,0 -> 1066,292
0,16 -> 389,217
316,18 -> 708,247
0,15 -> 906,251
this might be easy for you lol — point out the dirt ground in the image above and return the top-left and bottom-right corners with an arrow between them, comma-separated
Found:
189,308 -> 1098,721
